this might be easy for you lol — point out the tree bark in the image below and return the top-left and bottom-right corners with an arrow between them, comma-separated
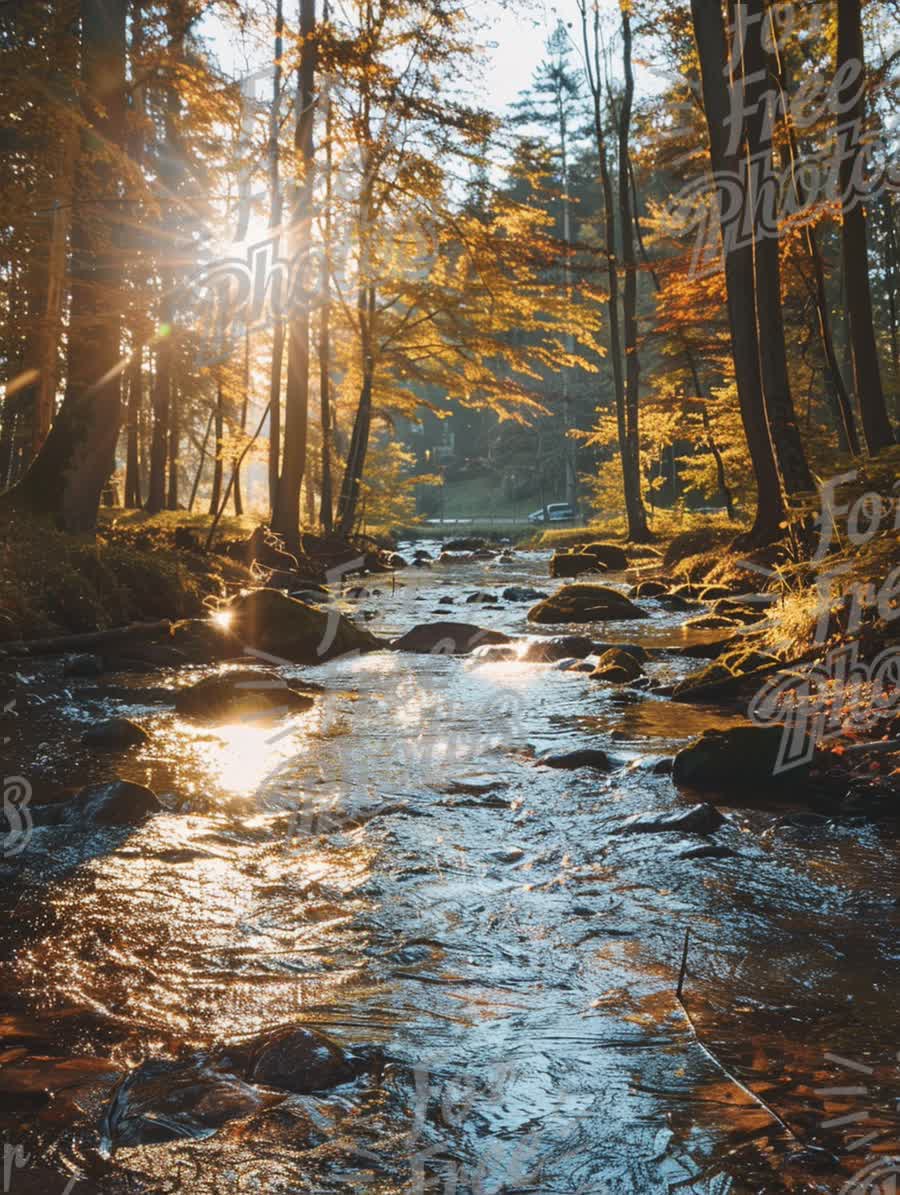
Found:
318,40 -> 334,534
738,0 -> 814,495
3,0 -> 128,532
272,0 -> 316,542
267,0 -> 284,515
146,0 -> 184,513
124,349 -> 143,507
166,384 -> 179,508
336,285 -> 375,538
836,0 -> 894,453
616,5 -> 653,540
690,0 -> 785,545
209,379 -> 224,515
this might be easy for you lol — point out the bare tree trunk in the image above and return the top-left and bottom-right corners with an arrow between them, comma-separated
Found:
580,1 -> 648,542
690,0 -> 784,545
738,0 -> 813,495
337,285 -> 375,538
617,5 -> 652,540
166,384 -> 180,508
233,335 -> 249,517
209,380 -> 224,515
146,0 -> 184,513
318,43 -> 334,534
272,0 -> 316,542
267,0 -> 284,515
188,405 -> 214,512
3,0 -> 127,532
880,190 -> 899,420
124,350 -> 142,507
837,0 -> 894,453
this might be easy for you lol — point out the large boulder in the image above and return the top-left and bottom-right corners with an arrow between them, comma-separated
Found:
76,779 -> 162,826
528,584 -> 648,625
672,726 -> 807,790
582,543 -> 628,571
521,635 -> 594,662
223,588 -> 383,664
550,552 -> 601,579
174,669 -> 317,719
392,623 -> 511,655
591,648 -> 644,684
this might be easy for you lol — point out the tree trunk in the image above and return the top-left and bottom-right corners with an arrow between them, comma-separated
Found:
336,285 -> 376,538
272,0 -> 316,542
771,37 -> 860,455
690,0 -> 784,545
883,193 -> 899,415
124,349 -> 142,507
267,0 -> 284,515
188,406 -> 214,512
166,384 -> 179,508
739,0 -> 814,495
146,1 -> 183,513
209,380 -> 224,515
616,5 -> 653,541
318,45 -> 334,534
837,0 -> 894,453
233,335 -> 249,516
18,1 -> 78,462
2,0 -> 127,532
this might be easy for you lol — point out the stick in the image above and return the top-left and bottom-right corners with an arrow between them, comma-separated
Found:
1,619 -> 173,657
675,928 -> 798,1141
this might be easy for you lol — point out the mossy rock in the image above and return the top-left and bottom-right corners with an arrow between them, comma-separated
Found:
672,725 -> 808,789
591,648 -> 644,684
550,552 -> 601,579
631,579 -> 669,598
671,651 -> 781,704
226,588 -> 384,664
582,543 -> 628,571
528,584 -> 648,625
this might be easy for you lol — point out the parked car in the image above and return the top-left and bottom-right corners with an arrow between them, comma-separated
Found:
528,503 -> 576,524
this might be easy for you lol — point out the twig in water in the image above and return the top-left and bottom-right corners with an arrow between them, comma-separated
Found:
675,928 -> 799,1142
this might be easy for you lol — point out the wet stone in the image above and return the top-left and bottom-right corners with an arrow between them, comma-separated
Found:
537,748 -> 612,772
81,717 -> 149,750
614,803 -> 725,836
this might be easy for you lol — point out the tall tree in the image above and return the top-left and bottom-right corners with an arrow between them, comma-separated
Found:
836,0 -> 895,453
2,0 -> 127,532
267,0 -> 285,514
738,0 -> 814,494
579,0 -> 651,541
146,0 -> 186,513
616,2 -> 653,539
272,0 -> 316,543
512,20 -> 581,512
689,0 -> 785,543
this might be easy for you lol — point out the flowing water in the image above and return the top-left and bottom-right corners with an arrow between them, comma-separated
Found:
1,545 -> 898,1194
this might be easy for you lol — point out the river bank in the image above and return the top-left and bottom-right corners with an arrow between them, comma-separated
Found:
1,526 -> 898,1194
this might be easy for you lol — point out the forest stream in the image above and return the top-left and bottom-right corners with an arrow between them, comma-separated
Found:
1,546 -> 898,1195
